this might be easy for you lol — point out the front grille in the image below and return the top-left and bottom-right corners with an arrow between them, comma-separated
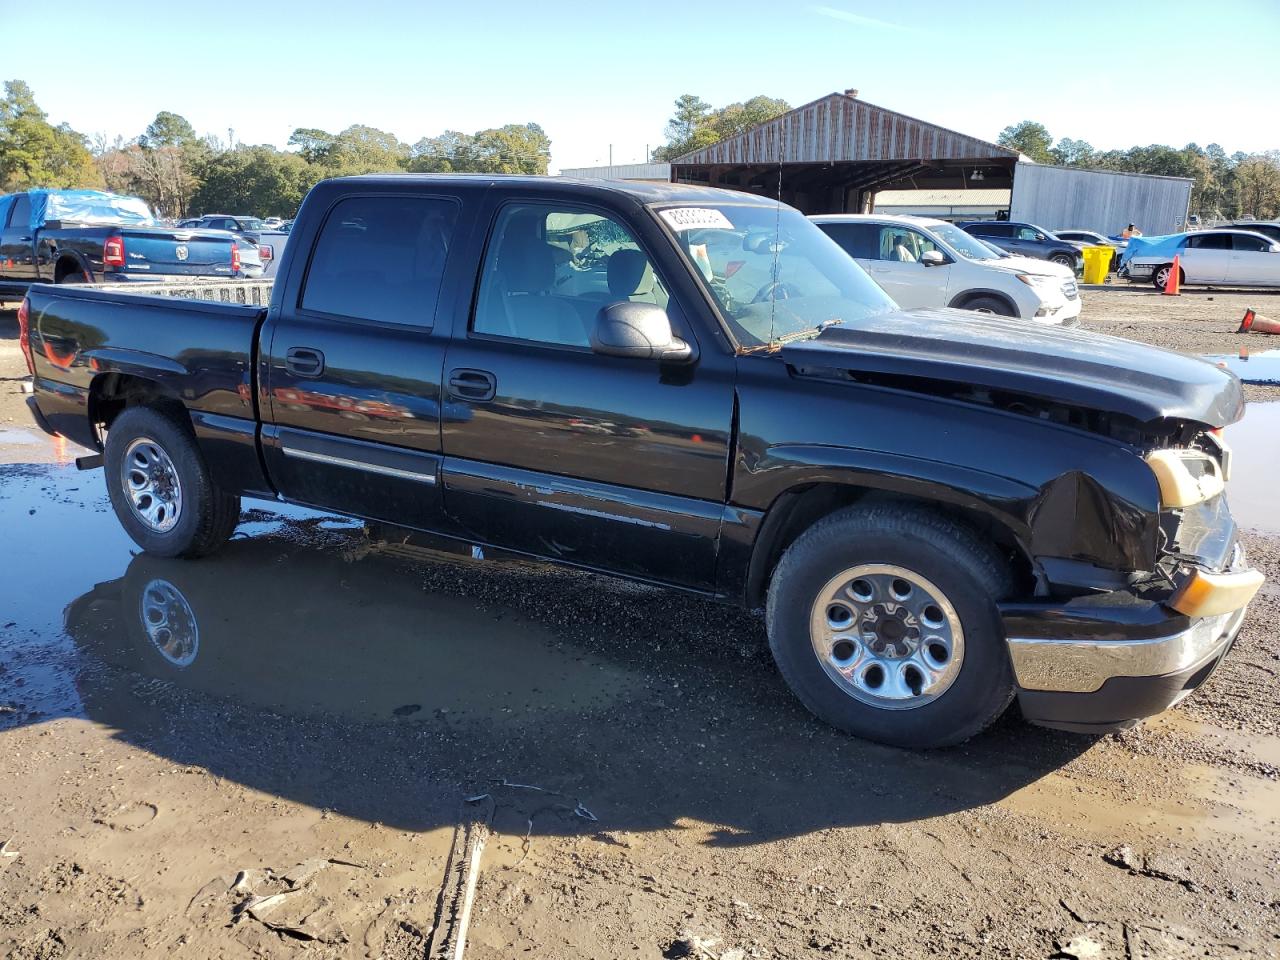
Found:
1062,280 -> 1079,300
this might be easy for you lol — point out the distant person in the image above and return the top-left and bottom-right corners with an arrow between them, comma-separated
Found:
1121,223 -> 1142,239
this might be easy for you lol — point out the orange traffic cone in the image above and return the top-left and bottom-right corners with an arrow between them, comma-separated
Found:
1162,255 -> 1181,296
1238,307 -> 1280,334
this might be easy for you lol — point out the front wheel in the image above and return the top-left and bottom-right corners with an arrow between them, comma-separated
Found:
1049,253 -> 1075,269
104,405 -> 241,558
766,505 -> 1015,748
963,295 -> 1016,317
1152,263 -> 1183,290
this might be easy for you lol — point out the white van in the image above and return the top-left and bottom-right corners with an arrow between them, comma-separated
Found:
811,214 -> 1081,325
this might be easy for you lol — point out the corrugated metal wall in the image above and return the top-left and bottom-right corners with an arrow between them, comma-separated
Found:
558,163 -> 672,181
1009,163 -> 1193,235
673,94 -> 1017,166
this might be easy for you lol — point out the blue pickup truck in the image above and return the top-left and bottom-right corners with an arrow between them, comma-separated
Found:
0,189 -> 243,296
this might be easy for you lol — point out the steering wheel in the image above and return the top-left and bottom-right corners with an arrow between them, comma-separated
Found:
750,280 -> 802,304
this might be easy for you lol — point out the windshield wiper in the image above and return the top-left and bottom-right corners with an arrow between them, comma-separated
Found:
742,318 -> 844,354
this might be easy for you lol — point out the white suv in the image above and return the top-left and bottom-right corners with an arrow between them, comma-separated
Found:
811,214 -> 1082,326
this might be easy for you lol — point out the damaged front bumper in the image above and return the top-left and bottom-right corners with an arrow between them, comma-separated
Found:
1002,534 -> 1260,733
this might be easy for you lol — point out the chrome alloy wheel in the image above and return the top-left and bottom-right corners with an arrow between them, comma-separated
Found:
122,437 -> 183,533
139,578 -> 199,667
809,564 -> 964,709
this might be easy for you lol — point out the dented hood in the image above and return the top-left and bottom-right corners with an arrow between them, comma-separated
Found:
781,308 -> 1244,427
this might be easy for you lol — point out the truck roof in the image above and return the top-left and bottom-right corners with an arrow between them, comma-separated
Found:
334,173 -> 780,207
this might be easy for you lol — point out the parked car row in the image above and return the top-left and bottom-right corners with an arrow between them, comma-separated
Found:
0,189 -> 247,295
1122,228 -> 1280,289
812,215 -> 1080,325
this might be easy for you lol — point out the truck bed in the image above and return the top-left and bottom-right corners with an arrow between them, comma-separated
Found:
22,282 -> 266,450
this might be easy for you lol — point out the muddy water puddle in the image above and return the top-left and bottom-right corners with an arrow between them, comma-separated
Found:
1225,401 -> 1279,535
1207,347 -> 1280,384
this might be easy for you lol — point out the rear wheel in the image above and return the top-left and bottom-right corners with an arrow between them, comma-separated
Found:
963,295 -> 1016,317
104,405 -> 240,558
765,504 -> 1015,748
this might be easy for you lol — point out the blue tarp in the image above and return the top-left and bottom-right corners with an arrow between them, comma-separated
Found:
1119,233 -> 1186,268
25,189 -> 156,230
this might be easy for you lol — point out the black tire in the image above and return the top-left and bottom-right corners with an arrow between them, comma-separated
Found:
1049,253 -> 1075,268
1152,263 -> 1183,290
57,270 -> 87,284
962,295 -> 1016,317
765,504 -> 1015,749
104,405 -> 240,558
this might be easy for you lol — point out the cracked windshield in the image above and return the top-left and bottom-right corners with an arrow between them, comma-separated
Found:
659,203 -> 896,348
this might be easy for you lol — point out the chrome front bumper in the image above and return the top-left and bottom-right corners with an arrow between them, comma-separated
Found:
1006,605 -> 1248,694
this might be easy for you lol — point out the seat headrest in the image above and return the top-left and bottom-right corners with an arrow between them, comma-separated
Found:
607,249 -> 655,298
500,233 -> 556,294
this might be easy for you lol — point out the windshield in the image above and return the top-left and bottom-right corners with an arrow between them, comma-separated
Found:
656,203 -> 897,349
929,222 -> 1005,261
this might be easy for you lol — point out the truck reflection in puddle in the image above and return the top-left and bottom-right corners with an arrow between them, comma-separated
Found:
0,461 -> 1089,840
65,535 -> 645,724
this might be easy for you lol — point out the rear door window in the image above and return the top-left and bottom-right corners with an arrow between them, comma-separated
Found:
817,222 -> 878,259
300,195 -> 460,327
9,194 -> 31,229
1231,233 -> 1270,251
969,223 -> 1012,237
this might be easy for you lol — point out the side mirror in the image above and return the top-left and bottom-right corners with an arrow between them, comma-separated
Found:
920,250 -> 947,267
591,301 -> 693,362
1034,233 -> 1047,241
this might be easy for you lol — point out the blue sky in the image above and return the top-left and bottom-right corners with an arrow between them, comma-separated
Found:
2,0 -> 1277,171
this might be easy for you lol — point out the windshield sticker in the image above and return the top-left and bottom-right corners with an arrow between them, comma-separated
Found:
659,207 -> 734,231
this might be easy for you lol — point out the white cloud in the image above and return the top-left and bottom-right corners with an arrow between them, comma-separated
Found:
809,5 -> 908,30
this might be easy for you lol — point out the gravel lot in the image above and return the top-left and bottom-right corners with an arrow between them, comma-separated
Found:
0,288 -> 1277,960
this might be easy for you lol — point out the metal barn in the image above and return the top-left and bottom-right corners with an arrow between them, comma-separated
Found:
1008,163 -> 1193,235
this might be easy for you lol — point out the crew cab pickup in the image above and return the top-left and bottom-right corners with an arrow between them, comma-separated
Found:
19,175 -> 1263,748
0,189 -> 242,296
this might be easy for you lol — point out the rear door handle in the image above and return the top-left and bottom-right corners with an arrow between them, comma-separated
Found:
284,347 -> 325,378
448,368 -> 497,402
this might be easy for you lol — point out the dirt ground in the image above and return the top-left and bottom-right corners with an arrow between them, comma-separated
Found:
0,287 -> 1277,960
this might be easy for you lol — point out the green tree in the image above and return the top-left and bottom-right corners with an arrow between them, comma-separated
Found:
997,120 -> 1055,163
409,123 -> 550,174
191,146 -> 314,218
1235,152 -> 1280,219
0,80 -> 102,190
139,111 -> 197,149
652,93 -> 789,161
1049,137 -> 1095,166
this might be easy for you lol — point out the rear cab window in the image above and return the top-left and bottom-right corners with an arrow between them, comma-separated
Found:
299,195 -> 460,327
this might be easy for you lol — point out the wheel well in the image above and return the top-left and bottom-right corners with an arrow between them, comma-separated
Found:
745,483 -> 1034,609
89,374 -> 186,438
950,290 -> 1017,316
54,256 -> 87,283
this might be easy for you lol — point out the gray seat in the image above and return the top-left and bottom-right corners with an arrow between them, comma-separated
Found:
606,249 -> 656,300
497,234 -> 587,346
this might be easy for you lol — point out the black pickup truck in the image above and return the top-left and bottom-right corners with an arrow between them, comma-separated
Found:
0,189 -> 242,295
19,174 -> 1263,748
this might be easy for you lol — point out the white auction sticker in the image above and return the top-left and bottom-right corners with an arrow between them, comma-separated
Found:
658,207 -> 735,231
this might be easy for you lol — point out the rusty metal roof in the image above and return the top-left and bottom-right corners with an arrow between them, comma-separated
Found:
671,93 -> 1018,166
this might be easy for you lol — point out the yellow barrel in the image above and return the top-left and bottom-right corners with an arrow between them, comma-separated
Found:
1081,246 -> 1112,284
